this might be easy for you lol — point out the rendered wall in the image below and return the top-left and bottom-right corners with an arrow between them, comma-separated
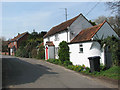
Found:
69,42 -> 102,67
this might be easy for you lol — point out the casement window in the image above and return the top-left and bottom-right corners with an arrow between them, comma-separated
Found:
79,44 -> 83,53
55,47 -> 59,55
48,37 -> 50,41
55,34 -> 59,41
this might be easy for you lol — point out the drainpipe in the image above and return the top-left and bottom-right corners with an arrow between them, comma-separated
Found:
67,26 -> 70,42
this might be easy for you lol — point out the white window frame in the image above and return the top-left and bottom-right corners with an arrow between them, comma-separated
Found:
48,37 -> 50,41
55,34 -> 59,41
55,47 -> 59,55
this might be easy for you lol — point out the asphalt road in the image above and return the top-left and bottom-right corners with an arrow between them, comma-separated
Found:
2,55 -> 118,88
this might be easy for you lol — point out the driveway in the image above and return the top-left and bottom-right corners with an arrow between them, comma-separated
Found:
2,55 -> 118,88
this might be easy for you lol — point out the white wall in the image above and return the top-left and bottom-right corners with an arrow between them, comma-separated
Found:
44,31 -> 68,47
69,41 -> 102,67
44,31 -> 68,59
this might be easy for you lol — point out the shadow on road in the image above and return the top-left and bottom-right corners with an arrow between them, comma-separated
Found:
2,57 -> 58,87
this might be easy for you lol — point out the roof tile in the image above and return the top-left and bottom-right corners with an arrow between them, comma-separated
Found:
11,32 -> 28,42
70,21 -> 106,43
43,14 -> 81,38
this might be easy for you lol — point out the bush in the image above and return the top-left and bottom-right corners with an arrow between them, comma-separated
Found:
37,45 -> 45,59
58,41 -> 69,63
31,49 -> 37,58
15,47 -> 29,58
63,60 -> 72,66
67,65 -> 74,70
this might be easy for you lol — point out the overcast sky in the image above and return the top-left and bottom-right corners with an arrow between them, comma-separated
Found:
2,2 -> 114,40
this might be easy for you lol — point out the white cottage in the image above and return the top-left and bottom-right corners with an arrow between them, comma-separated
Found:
43,13 -> 93,59
43,13 -> 118,67
69,21 -> 118,67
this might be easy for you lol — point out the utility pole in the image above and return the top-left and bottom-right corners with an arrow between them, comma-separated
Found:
60,8 -> 68,21
65,8 -> 67,21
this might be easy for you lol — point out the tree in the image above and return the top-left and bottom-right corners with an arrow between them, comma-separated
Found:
89,20 -> 96,26
106,1 -> 120,14
94,16 -> 120,36
101,36 -> 120,66
58,41 -> 69,63
94,16 -> 108,24
37,45 -> 45,59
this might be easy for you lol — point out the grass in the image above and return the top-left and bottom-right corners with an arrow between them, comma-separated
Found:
94,66 -> 120,80
46,59 -> 120,80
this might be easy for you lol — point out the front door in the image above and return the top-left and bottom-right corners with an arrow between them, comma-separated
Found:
46,47 -> 48,60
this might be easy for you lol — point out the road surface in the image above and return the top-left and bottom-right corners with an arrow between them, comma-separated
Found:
2,55 -> 118,88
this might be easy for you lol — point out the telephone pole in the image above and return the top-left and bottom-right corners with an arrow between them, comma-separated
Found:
60,8 -> 68,21
65,8 -> 67,21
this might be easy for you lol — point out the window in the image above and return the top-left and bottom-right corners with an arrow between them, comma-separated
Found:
79,44 -> 83,53
55,47 -> 59,55
48,37 -> 50,41
55,34 -> 59,41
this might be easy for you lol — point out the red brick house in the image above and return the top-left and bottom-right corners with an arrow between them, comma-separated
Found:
8,32 -> 29,55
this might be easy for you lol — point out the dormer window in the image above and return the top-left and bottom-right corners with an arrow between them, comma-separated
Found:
55,34 -> 59,41
79,43 -> 83,53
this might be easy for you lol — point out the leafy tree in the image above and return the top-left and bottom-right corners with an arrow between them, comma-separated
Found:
58,41 -> 69,63
15,30 -> 47,58
89,20 -> 96,26
101,36 -> 120,66
37,45 -> 45,59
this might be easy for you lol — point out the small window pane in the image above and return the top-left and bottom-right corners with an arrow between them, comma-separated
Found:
80,44 -> 83,47
80,48 -> 83,52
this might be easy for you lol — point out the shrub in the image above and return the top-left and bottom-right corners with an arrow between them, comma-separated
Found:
15,47 -> 29,58
58,41 -> 69,63
37,45 -> 45,59
101,36 -> 120,66
31,49 -> 37,58
67,65 -> 73,70
63,60 -> 73,66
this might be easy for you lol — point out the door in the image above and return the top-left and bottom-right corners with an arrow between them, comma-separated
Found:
46,47 -> 48,60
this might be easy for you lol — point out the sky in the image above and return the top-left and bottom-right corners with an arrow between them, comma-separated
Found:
2,2 -> 115,40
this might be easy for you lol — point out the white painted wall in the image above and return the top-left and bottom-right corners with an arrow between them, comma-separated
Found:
69,41 -> 102,67
44,31 -> 68,47
44,31 -> 68,59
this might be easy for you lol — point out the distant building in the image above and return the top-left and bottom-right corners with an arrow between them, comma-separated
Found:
8,32 -> 29,55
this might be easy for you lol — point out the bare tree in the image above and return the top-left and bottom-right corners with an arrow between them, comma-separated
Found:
94,16 -> 108,24
94,16 -> 120,36
106,1 -> 120,15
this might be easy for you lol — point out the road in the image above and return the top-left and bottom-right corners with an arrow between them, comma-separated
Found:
2,55 -> 118,88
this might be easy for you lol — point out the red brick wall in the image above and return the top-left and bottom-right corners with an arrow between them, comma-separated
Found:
17,33 -> 29,49
8,33 -> 29,50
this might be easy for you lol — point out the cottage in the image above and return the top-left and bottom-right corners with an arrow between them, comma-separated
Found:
44,13 -> 93,59
69,21 -> 118,67
43,13 -> 118,67
8,32 -> 29,55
